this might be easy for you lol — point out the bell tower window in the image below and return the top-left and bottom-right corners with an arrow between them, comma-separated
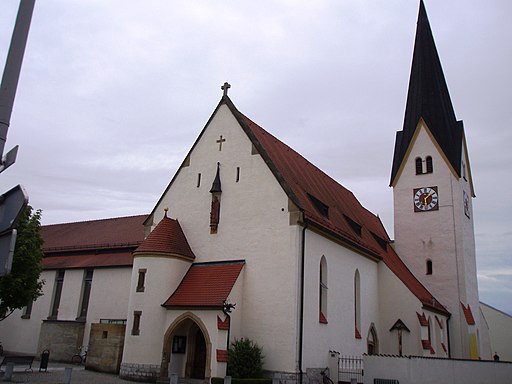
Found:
415,157 -> 423,174
426,156 -> 433,173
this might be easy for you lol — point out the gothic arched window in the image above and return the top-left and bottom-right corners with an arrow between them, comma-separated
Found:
354,270 -> 361,337
319,256 -> 328,323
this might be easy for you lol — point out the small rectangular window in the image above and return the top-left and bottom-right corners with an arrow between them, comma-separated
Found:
236,167 -> 240,182
197,173 -> 201,188
132,311 -> 142,336
136,269 -> 146,292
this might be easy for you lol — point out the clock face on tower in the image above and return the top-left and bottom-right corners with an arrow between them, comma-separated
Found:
413,186 -> 439,212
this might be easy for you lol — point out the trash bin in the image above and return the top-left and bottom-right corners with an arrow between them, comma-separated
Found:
39,349 -> 50,372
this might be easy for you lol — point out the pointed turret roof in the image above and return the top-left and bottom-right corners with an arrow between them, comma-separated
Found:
134,214 -> 195,260
390,0 -> 463,185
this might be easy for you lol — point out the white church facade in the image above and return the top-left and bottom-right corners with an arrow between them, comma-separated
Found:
0,1 -> 506,382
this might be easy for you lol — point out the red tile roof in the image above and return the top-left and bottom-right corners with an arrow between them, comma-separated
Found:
319,311 -> 328,324
41,215 -> 146,269
461,303 -> 476,325
42,215 -> 146,252
147,96 -> 449,316
43,252 -> 133,269
163,260 -> 244,308
134,216 -> 195,260
226,98 -> 449,315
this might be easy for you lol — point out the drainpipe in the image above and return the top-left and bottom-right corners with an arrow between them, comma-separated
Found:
223,301 -> 236,374
446,316 -> 452,358
299,220 -> 308,384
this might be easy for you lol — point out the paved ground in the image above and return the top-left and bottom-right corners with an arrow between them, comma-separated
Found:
0,361 -> 136,383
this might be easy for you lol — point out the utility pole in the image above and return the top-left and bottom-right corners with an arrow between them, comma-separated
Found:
0,0 -> 36,275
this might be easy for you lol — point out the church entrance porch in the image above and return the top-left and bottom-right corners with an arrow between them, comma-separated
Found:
161,314 -> 212,383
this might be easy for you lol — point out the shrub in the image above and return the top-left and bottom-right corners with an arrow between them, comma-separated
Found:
227,338 -> 264,378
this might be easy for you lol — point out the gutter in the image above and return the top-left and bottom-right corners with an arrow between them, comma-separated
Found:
298,220 -> 307,384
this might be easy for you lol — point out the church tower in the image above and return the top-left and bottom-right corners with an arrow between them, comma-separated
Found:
390,1 -> 485,359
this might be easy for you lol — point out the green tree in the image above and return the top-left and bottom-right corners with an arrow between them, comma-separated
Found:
228,338 -> 264,378
0,205 -> 44,321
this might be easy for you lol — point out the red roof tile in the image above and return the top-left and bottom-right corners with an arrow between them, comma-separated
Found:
43,252 -> 133,269
163,260 -> 244,308
461,303 -> 476,325
42,215 -> 146,252
134,216 -> 195,260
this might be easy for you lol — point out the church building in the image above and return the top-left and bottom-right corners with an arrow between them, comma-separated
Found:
0,1 -> 500,383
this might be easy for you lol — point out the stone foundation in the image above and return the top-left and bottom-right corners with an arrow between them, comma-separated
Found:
120,362 -> 161,383
37,320 -> 85,362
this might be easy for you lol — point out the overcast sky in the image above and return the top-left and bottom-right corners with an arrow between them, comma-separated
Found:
1,1 -> 511,315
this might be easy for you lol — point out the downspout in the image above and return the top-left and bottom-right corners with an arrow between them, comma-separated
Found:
299,220 -> 308,384
446,315 -> 452,358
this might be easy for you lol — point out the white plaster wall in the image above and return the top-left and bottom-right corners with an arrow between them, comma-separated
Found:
481,303 -> 512,361
145,104 -> 300,372
82,267 -> 132,346
0,270 -> 54,354
301,228 -> 380,368
378,262 -> 426,356
56,269 -> 84,320
0,267 -> 133,355
393,122 -> 481,358
364,354 -> 512,384
123,256 -> 191,363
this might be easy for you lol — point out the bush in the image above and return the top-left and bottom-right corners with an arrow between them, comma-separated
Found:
227,338 -> 264,378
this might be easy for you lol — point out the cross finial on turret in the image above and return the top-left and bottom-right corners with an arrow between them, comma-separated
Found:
221,82 -> 231,96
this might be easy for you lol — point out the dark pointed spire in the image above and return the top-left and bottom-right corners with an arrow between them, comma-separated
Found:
390,0 -> 463,185
210,162 -> 222,193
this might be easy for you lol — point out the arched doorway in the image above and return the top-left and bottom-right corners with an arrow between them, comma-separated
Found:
192,328 -> 206,379
161,313 -> 211,380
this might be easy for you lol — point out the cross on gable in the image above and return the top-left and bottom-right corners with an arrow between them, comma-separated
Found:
216,135 -> 226,151
221,82 -> 231,96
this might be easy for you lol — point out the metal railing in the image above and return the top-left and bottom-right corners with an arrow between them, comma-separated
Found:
338,356 -> 363,384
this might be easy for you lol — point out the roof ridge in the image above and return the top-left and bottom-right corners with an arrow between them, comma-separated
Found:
43,214 -> 147,228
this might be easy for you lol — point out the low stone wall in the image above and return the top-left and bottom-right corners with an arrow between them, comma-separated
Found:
364,354 -> 512,384
86,323 -> 126,374
120,362 -> 161,383
37,320 -> 85,362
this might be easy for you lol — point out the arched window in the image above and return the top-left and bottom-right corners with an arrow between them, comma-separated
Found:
415,157 -> 423,175
354,270 -> 361,337
426,156 -> 433,173
319,256 -> 328,323
367,324 -> 379,355
426,260 -> 433,275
